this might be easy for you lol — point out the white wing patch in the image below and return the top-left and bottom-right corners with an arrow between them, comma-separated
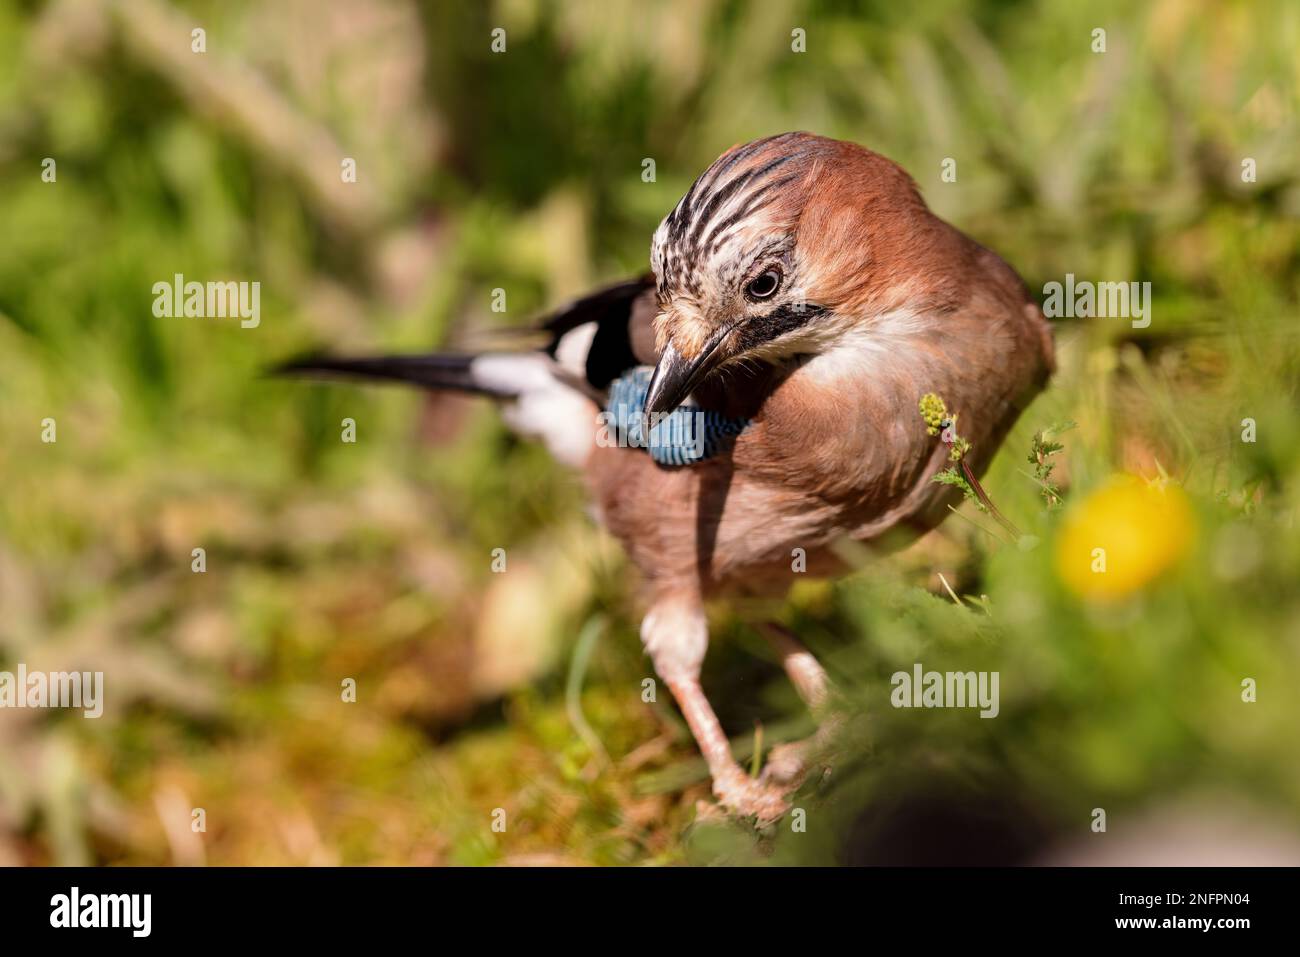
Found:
553,320 -> 598,377
470,353 -> 597,468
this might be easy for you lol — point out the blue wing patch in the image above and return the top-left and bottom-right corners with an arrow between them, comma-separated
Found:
605,367 -> 749,467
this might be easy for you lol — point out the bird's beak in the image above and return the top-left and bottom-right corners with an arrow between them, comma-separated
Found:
644,324 -> 734,418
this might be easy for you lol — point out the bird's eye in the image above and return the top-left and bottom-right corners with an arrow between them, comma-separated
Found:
745,269 -> 782,300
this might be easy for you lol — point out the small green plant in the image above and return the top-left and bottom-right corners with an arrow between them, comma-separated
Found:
1027,421 -> 1075,509
931,464 -> 981,508
919,393 -> 1020,538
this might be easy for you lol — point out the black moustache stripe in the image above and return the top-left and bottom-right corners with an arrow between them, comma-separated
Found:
732,302 -> 827,353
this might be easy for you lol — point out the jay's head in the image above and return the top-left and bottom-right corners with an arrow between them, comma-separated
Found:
646,131 -> 939,416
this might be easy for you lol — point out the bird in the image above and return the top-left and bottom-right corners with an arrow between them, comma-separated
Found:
277,131 -> 1054,825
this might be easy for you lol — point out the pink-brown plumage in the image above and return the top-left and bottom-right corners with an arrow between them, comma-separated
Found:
593,134 -> 1052,601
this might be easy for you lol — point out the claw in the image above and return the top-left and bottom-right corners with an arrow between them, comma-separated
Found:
759,740 -> 814,788
759,728 -> 838,791
710,769 -> 791,827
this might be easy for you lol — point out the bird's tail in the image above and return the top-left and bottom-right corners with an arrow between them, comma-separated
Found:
274,350 -> 599,466
272,352 -> 520,398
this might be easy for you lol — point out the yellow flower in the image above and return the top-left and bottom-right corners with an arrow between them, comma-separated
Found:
919,392 -> 947,435
1055,475 -> 1194,601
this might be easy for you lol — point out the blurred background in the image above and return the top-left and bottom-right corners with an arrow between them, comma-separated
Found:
0,0 -> 1298,866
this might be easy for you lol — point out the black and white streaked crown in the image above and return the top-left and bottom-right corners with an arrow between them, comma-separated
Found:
650,132 -> 832,301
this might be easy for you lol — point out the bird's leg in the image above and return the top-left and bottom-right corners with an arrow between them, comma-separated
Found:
757,622 -> 840,788
641,596 -> 790,825
761,621 -> 832,715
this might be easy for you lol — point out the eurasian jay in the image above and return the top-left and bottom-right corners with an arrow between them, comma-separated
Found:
280,132 -> 1054,824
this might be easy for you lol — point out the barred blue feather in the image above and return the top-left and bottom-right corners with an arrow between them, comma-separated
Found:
606,367 -> 748,467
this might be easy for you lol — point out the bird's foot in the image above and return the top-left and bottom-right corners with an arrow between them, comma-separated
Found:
759,740 -> 816,788
759,729 -> 837,790
708,769 -> 791,827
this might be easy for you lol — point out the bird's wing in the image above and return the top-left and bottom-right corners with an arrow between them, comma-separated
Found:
541,274 -> 659,391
